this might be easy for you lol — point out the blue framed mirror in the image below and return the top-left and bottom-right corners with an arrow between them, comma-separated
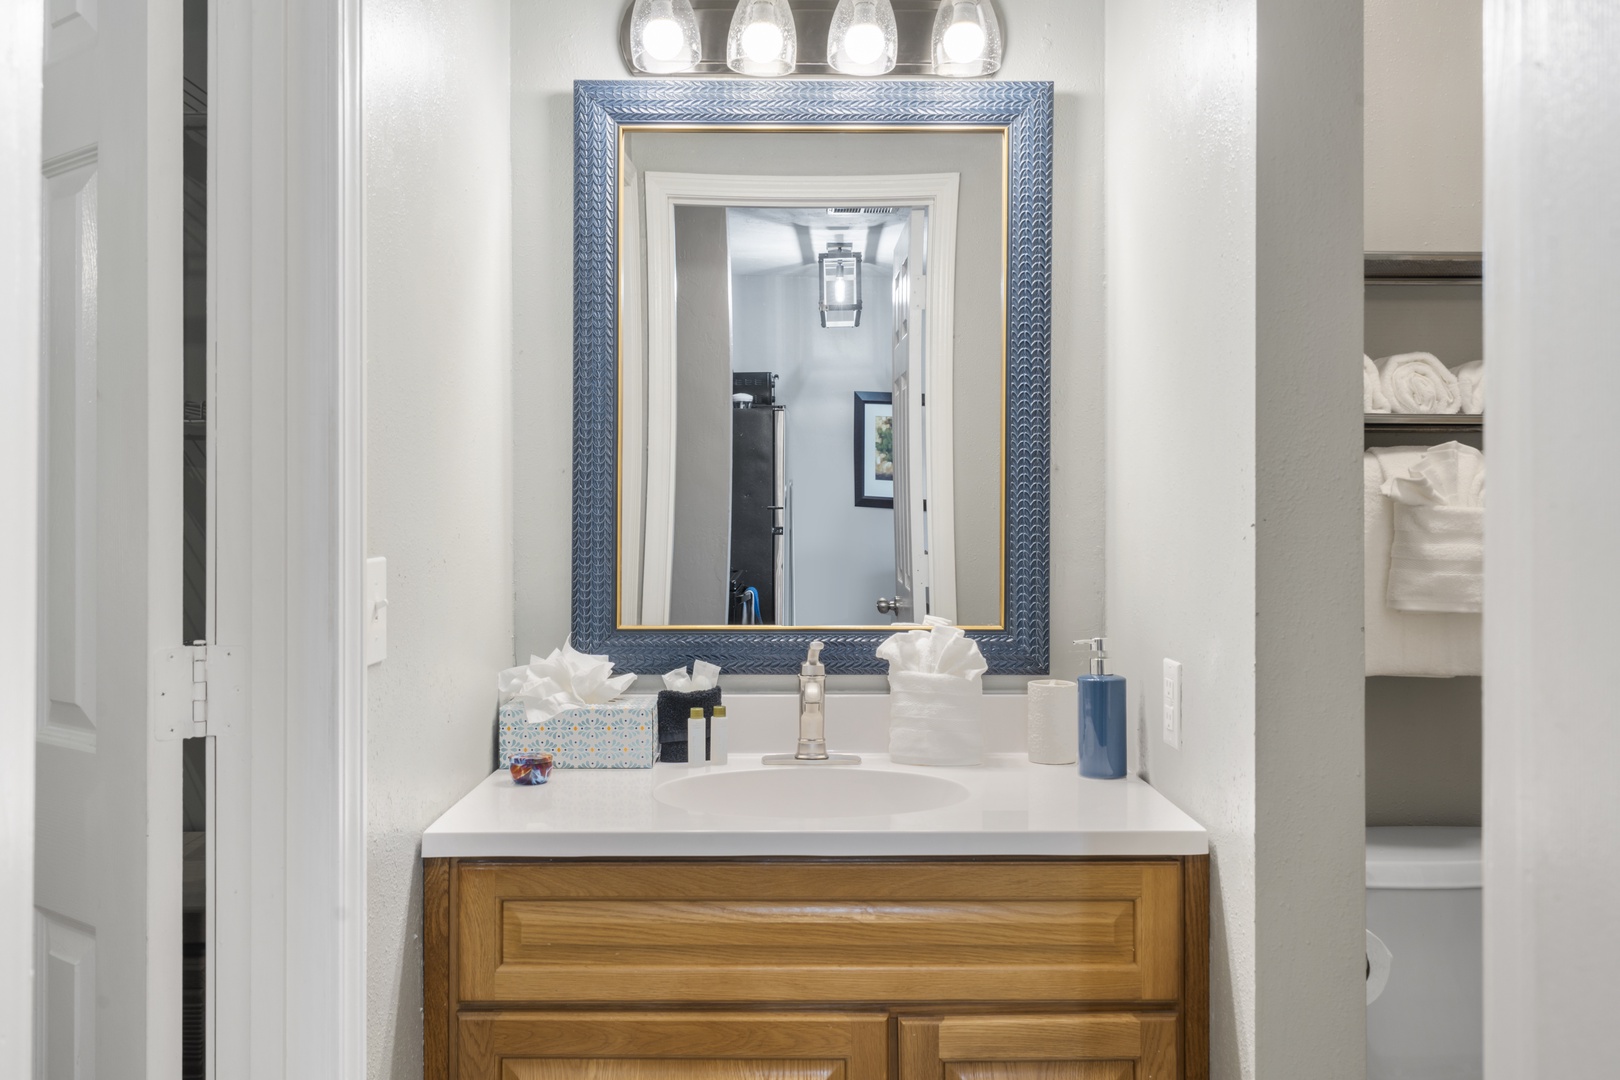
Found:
571,79 -> 1051,674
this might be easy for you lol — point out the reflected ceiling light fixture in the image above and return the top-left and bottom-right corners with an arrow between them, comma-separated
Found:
819,241 -> 863,328
727,0 -> 797,76
932,0 -> 1001,76
631,0 -> 700,73
827,0 -> 898,77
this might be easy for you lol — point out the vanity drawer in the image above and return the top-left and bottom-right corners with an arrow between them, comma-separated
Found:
454,860 -> 1183,1005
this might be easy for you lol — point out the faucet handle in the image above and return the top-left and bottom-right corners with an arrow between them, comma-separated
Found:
802,639 -> 825,676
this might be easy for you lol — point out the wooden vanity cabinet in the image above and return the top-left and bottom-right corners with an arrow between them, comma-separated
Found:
425,857 -> 1208,1080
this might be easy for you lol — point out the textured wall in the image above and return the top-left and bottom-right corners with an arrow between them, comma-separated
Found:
511,0 -> 1107,685
1365,0 -> 1483,252
1106,0 -> 1365,1075
362,0 -> 514,1077
1483,0 -> 1620,1072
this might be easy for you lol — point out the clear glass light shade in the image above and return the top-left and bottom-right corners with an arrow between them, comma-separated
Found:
931,0 -> 1002,77
727,0 -> 797,76
827,0 -> 898,77
819,243 -> 863,328
630,0 -> 700,74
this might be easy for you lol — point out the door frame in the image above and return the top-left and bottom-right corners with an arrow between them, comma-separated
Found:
632,170 -> 961,625
206,0 -> 366,1076
2,2 -> 46,1074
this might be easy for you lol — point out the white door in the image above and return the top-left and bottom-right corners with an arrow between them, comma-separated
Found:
35,2 -> 185,1077
887,211 -> 929,623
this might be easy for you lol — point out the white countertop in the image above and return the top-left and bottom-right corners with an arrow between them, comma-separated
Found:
422,753 -> 1208,859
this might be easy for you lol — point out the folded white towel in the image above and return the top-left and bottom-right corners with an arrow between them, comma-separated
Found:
879,617 -> 986,766
887,672 -> 984,767
1364,354 -> 1391,413
1376,351 -> 1462,414
1452,360 -> 1484,414
1364,448 -> 1481,676
1379,442 -> 1484,614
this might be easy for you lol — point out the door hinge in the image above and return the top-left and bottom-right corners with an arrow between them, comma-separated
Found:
153,643 -> 246,740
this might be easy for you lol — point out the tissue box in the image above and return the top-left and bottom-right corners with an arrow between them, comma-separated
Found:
497,697 -> 658,769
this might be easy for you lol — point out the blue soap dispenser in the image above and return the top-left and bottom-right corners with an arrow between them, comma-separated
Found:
1076,637 -> 1127,779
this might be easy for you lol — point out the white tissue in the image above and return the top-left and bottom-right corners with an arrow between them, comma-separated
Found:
497,638 -> 636,726
878,617 -> 987,766
662,660 -> 721,692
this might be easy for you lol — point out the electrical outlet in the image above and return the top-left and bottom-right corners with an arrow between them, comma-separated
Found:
1162,659 -> 1183,748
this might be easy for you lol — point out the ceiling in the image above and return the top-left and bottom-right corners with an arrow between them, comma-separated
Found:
723,206 -> 911,276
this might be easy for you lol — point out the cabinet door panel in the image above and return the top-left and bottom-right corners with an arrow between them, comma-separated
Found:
507,1058 -> 845,1080
458,860 -> 1182,1004
900,1015 -> 1177,1080
460,1012 -> 887,1080
947,1065 -> 1132,1080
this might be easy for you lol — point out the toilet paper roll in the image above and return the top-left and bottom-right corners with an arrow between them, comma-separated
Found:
1027,679 -> 1079,765
1366,929 -> 1393,1005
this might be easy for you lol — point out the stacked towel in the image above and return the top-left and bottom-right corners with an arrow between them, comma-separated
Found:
1452,360 -> 1484,414
1364,354 -> 1391,413
1380,442 -> 1484,613
1364,448 -> 1481,676
1375,351 -> 1462,414
879,617 -> 988,766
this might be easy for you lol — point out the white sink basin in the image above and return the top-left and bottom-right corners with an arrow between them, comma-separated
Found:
654,766 -> 971,819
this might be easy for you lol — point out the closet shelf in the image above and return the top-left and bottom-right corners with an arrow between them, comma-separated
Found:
1365,251 -> 1482,286
1365,414 -> 1483,434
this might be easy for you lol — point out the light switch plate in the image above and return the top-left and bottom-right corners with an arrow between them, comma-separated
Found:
1162,658 -> 1183,748
365,557 -> 388,666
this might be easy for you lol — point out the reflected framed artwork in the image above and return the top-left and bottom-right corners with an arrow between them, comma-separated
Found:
854,391 -> 894,509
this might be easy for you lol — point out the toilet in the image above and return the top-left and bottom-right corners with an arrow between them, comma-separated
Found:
1366,826 -> 1482,1080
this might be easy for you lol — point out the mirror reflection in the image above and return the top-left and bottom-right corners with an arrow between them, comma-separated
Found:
618,129 -> 1005,629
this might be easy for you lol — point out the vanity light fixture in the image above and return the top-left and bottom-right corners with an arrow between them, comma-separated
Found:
727,0 -> 798,76
931,0 -> 1001,76
819,241 -> 863,328
630,0 -> 701,73
827,0 -> 898,76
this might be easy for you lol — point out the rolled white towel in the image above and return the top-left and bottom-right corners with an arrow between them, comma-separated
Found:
1364,354 -> 1391,413
1452,360 -> 1484,414
1376,351 -> 1462,414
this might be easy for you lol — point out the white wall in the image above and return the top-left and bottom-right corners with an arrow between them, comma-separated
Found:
732,265 -> 896,625
362,1 -> 513,1077
1483,1 -> 1620,1072
1365,0 -> 1483,251
1105,1 -> 1365,1076
669,205 -> 734,624
511,0 -> 1106,683
0,1 -> 43,1072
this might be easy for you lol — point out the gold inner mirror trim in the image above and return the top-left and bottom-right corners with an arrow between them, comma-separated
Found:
615,122 -> 1010,631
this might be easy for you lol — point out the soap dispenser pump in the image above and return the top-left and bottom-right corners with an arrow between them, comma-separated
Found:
1076,637 -> 1127,779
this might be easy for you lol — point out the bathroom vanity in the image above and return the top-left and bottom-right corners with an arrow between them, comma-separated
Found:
425,76 -> 1207,1080
422,754 -> 1209,1080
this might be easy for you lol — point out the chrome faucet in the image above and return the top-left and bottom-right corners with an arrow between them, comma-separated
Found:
762,640 -> 860,765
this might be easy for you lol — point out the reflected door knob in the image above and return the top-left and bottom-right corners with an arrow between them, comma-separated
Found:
876,597 -> 903,615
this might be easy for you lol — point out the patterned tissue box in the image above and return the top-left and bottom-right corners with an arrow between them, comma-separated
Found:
497,697 -> 658,769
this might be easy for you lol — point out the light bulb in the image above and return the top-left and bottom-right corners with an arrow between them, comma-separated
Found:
740,19 -> 784,63
842,21 -> 885,65
641,16 -> 686,61
833,278 -> 848,303
942,18 -> 986,63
